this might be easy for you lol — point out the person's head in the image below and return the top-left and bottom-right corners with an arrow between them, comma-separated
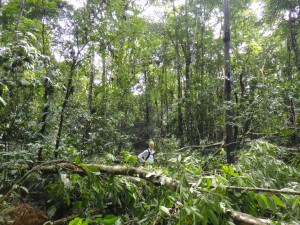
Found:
149,140 -> 155,149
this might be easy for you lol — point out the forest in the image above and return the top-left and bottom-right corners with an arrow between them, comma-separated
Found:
0,0 -> 300,224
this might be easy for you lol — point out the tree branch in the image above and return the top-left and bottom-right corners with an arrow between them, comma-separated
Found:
176,141 -> 223,152
226,186 -> 300,195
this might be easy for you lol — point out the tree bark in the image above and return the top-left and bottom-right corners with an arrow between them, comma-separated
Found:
54,59 -> 77,158
183,2 -> 192,144
287,0 -> 299,145
83,52 -> 95,150
287,0 -> 300,74
15,0 -> 26,31
144,69 -> 150,140
38,2 -> 54,161
174,27 -> 184,147
101,48 -> 107,115
226,210 -> 270,225
223,0 -> 235,164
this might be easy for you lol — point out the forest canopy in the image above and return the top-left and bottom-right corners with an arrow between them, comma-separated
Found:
0,0 -> 299,224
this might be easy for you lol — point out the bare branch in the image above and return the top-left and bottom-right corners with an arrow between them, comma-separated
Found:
226,186 -> 300,195
176,141 -> 223,152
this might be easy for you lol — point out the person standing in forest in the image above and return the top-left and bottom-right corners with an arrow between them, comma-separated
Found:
138,140 -> 155,165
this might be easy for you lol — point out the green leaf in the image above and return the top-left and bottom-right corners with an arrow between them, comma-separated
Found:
82,219 -> 94,225
292,197 -> 300,209
159,206 -> 171,216
185,207 -> 191,215
20,186 -> 29,194
266,195 -> 277,213
74,156 -> 81,164
96,218 -> 103,223
0,97 -> 6,106
255,194 -> 265,210
207,209 -> 219,225
272,195 -> 284,207
69,217 -> 82,225
103,214 -> 119,225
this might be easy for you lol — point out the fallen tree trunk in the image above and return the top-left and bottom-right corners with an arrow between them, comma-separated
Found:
226,209 -> 271,225
39,163 -> 180,191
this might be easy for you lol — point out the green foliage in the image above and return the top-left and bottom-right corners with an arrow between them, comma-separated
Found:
0,0 -> 300,223
8,141 -> 290,224
68,214 -> 121,225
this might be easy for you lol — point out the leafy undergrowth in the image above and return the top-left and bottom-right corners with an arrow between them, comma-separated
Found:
0,140 -> 299,224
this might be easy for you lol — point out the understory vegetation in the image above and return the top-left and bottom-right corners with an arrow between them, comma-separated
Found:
0,140 -> 299,224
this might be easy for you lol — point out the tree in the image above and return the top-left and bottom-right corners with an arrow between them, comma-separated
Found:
223,0 -> 235,163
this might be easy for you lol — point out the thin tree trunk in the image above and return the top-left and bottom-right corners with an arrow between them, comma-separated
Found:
144,70 -> 150,139
38,2 -> 53,161
184,51 -> 192,143
173,28 -> 184,146
160,67 -> 164,135
288,1 -> 300,74
287,0 -> 299,145
83,54 -> 95,150
54,59 -> 76,158
15,0 -> 26,31
223,0 -> 235,164
181,0 -> 193,144
101,50 -> 107,116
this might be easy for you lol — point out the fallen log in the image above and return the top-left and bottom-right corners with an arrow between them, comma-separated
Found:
39,163 -> 180,191
226,209 -> 271,225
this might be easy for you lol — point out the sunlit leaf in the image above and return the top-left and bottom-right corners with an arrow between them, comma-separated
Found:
69,217 -> 83,225
0,97 -> 6,106
272,195 -> 284,207
103,214 -> 119,225
159,206 -> 170,216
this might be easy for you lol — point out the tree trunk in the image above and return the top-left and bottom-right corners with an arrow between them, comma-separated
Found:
184,50 -> 192,144
83,53 -> 95,151
101,48 -> 107,116
223,0 -> 235,164
287,1 -> 300,74
144,69 -> 150,139
287,0 -> 299,145
15,0 -> 26,31
38,3 -> 53,161
54,59 -> 77,158
183,1 -> 193,145
173,27 -> 184,146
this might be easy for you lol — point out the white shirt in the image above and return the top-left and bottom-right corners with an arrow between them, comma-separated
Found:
138,148 -> 155,164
